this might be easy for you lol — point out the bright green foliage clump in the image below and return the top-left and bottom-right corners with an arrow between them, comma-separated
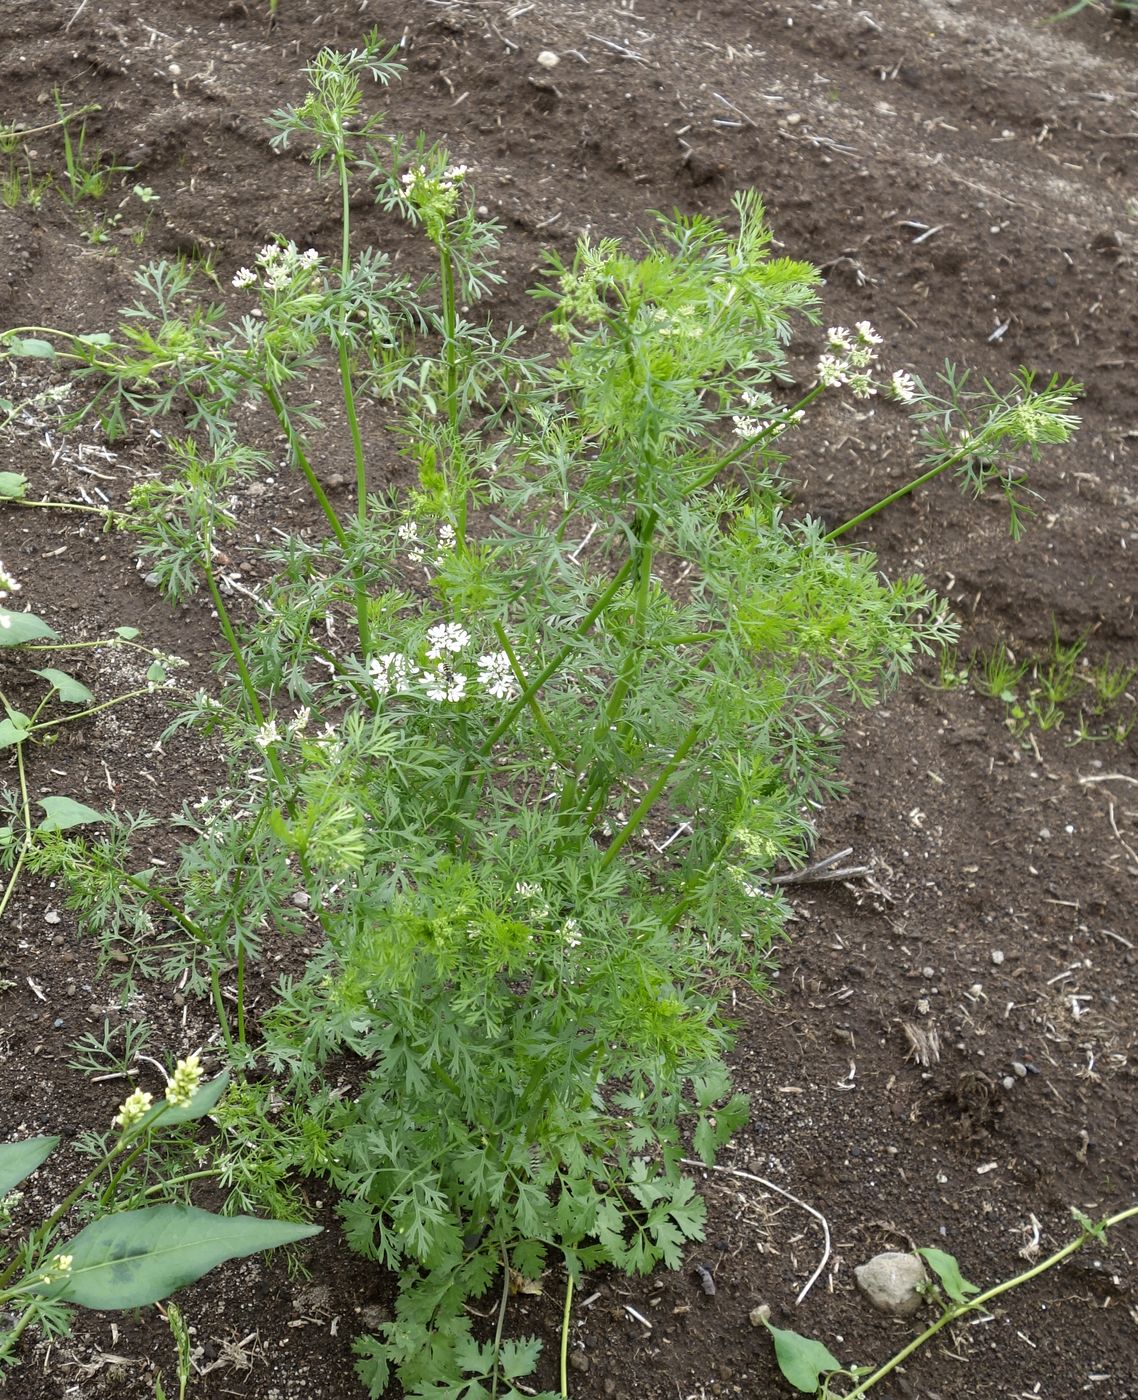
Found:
0,34 -> 1083,1398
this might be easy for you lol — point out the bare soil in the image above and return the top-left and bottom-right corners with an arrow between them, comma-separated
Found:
1,1 -> 1136,1398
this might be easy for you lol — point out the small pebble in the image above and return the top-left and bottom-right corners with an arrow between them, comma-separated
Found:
922,966 -> 935,979
1012,1061 -> 1028,1078
749,1303 -> 771,1327
536,49 -> 560,68
53,1018 -> 64,1029
568,1352 -> 589,1374
991,949 -> 1005,965
1002,1076 -> 1015,1090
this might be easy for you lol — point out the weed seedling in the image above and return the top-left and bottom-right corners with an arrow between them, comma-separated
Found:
53,90 -> 129,205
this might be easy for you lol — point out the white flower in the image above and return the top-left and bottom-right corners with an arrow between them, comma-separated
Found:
854,320 -> 883,346
426,622 -> 471,659
561,917 -> 582,948
477,651 -> 518,701
443,163 -> 470,184
232,267 -> 257,288
0,562 -> 19,602
253,718 -> 280,750
369,652 -> 410,695
258,242 -> 282,263
816,353 -> 849,388
889,369 -> 918,403
288,706 -> 311,735
401,164 -> 428,189
397,520 -> 424,564
732,414 -> 763,439
826,326 -> 853,354
848,373 -> 877,401
438,522 -> 456,551
422,664 -> 467,703
299,248 -> 320,267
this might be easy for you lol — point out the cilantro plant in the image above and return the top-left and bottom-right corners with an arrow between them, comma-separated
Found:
0,34 -> 1082,1397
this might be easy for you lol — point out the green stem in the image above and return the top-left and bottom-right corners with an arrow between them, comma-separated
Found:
209,961 -> 237,1062
490,1245 -> 512,1400
31,686 -> 155,731
453,554 -> 639,805
438,243 -> 459,432
0,740 -> 33,923
597,720 -> 703,874
263,385 -> 350,551
824,445 -> 969,543
492,621 -> 569,766
201,551 -> 265,727
336,333 -> 371,658
560,1272 -> 574,1398
841,1204 -> 1138,1400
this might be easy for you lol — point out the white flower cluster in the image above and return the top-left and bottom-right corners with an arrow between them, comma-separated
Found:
401,162 -> 469,195
368,629 -> 520,707
232,240 -> 320,291
397,519 -> 456,568
814,323 -> 919,404
731,388 -> 807,441
251,707 -> 310,752
0,561 -> 19,630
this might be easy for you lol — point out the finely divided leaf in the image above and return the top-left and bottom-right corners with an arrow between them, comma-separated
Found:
916,1247 -> 979,1303
0,1135 -> 59,1196
763,1320 -> 844,1394
40,1204 -> 321,1309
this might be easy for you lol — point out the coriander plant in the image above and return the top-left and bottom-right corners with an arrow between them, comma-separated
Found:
0,33 -> 1082,1397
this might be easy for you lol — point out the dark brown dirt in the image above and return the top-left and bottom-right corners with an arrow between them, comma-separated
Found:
1,1 -> 1136,1398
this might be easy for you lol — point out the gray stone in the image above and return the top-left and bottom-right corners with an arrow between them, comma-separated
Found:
854,1252 -> 928,1317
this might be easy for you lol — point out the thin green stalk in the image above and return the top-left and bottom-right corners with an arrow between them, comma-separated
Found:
201,551 -> 265,727
453,554 -> 639,805
0,740 -> 33,922
263,384 -> 350,550
209,961 -> 237,1062
438,243 -> 460,432
824,444 -> 970,542
560,1272 -> 574,1398
597,720 -> 703,874
490,1245 -> 512,1400
31,686 -> 156,732
492,621 -> 569,766
840,1204 -> 1138,1400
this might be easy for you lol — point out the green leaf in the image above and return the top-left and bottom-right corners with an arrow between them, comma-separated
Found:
39,1204 -> 321,1309
113,626 -> 140,640
135,1072 -> 230,1132
353,1335 -> 392,1399
916,1247 -> 979,1304
36,796 -> 109,832
75,332 -> 113,347
0,713 -> 31,749
0,1135 -> 59,1196
0,610 -> 57,645
32,668 -> 95,705
0,471 -> 28,500
499,1336 -> 541,1381
146,660 -> 168,686
5,336 -> 56,359
763,1320 -> 844,1394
